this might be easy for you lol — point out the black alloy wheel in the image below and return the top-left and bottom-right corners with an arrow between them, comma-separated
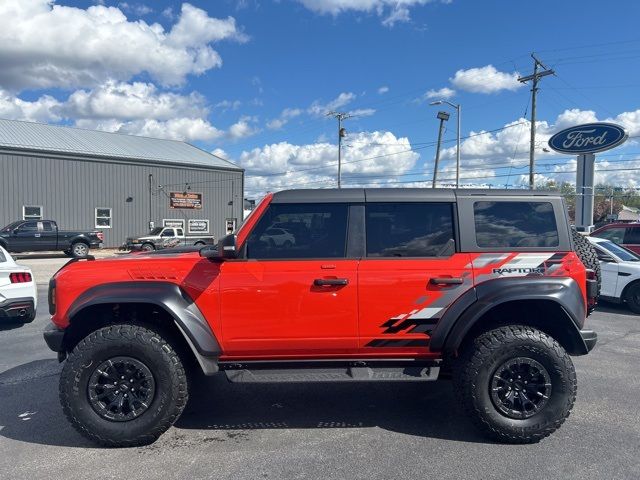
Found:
490,357 -> 552,419
88,356 -> 156,422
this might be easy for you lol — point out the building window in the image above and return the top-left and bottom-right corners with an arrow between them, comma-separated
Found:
23,205 -> 42,220
95,208 -> 112,228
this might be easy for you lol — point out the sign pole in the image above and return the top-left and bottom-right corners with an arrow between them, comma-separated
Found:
575,153 -> 595,231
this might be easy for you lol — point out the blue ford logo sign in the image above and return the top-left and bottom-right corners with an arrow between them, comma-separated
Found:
548,122 -> 628,154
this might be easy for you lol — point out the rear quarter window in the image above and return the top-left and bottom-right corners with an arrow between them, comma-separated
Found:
474,201 -> 559,248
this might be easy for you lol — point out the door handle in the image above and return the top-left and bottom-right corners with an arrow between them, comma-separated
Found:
314,278 -> 349,287
430,277 -> 464,285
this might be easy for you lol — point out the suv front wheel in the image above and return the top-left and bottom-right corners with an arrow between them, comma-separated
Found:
59,324 -> 189,447
453,325 -> 577,443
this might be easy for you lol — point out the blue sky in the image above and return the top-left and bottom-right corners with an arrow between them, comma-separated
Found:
1,0 -> 640,196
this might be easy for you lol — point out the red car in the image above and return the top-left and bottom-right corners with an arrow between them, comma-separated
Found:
591,223 -> 640,254
43,189 -> 599,447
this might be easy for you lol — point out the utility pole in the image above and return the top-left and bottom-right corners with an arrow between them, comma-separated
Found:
432,111 -> 450,188
327,111 -> 351,188
518,53 -> 554,189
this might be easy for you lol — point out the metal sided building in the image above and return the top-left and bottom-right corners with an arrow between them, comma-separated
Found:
0,119 -> 244,248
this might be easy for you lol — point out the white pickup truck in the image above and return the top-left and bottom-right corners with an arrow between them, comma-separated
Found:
121,227 -> 215,252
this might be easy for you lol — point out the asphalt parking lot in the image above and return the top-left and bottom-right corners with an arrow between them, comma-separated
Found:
1,256 -> 639,480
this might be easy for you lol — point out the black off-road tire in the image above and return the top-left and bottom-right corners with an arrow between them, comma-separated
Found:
571,229 -> 601,297
453,325 -> 577,444
624,282 -> 640,314
60,324 -> 189,447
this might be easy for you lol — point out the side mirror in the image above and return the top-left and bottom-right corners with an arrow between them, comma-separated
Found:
598,253 -> 615,263
200,234 -> 237,259
218,234 -> 238,259
13,228 -> 19,235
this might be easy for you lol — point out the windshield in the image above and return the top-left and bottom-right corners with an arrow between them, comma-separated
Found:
1,221 -> 21,233
149,227 -> 164,235
598,240 -> 640,262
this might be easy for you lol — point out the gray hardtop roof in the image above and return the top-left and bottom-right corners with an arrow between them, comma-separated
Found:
271,188 -> 563,203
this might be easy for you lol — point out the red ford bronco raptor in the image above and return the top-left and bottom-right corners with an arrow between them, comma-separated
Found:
44,189 -> 599,447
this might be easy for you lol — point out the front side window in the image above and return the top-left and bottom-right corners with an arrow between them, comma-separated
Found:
474,201 -> 559,248
161,229 -> 175,237
23,206 -> 42,220
594,227 -> 625,244
95,208 -> 112,228
366,203 -> 455,257
18,221 -> 38,233
246,203 -> 348,259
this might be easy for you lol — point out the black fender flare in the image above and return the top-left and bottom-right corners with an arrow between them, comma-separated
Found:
66,281 -> 221,372
429,277 -> 589,355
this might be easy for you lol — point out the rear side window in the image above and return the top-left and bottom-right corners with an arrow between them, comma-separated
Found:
246,203 -> 349,259
474,201 -> 559,248
366,203 -> 455,257
624,227 -> 640,245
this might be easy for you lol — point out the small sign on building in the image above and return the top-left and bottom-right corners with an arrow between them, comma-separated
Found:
163,219 -> 185,229
169,191 -> 203,209
188,219 -> 209,234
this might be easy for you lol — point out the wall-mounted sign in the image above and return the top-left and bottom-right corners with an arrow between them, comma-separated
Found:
548,122 -> 628,154
225,218 -> 237,235
163,219 -> 185,229
169,191 -> 203,209
188,219 -> 209,234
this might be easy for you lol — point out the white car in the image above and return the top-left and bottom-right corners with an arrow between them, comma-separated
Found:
0,245 -> 37,323
588,236 -> 640,314
260,228 -> 296,248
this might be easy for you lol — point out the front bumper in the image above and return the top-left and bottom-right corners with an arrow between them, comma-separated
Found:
43,322 -> 65,352
580,329 -> 597,352
0,297 -> 35,323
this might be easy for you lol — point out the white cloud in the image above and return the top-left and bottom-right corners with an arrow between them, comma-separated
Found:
239,130 -> 419,196
377,86 -> 389,94
436,108 -> 640,187
76,117 -> 224,142
0,89 -> 62,123
266,108 -> 303,130
0,1 -> 246,91
118,2 -> 153,16
228,116 -> 260,140
308,92 -> 356,116
450,65 -> 523,94
349,108 -> 376,118
295,0 -> 435,26
62,80 -> 207,120
424,87 -> 456,100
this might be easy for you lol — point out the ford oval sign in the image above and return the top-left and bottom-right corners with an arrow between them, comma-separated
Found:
548,122 -> 628,154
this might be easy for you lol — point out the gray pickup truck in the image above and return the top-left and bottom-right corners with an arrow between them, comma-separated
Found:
0,220 -> 103,257
121,226 -> 215,252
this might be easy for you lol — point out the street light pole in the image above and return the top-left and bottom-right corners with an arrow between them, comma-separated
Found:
430,100 -> 461,187
433,111 -> 450,188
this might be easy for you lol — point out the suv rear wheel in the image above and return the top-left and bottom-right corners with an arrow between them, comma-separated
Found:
60,324 -> 188,447
453,325 -> 576,443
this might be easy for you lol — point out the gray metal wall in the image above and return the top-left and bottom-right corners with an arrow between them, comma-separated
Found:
0,150 -> 244,248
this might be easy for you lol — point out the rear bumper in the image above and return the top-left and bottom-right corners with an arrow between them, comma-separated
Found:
0,297 -> 35,323
580,329 -> 597,352
43,322 -> 65,352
